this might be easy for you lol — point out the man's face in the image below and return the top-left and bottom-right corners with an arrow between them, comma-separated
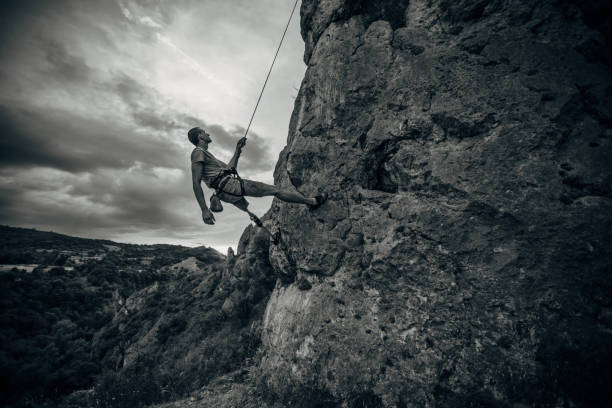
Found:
199,130 -> 212,143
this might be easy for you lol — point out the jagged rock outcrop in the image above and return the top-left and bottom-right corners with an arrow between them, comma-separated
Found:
86,230 -> 276,407
251,0 -> 612,406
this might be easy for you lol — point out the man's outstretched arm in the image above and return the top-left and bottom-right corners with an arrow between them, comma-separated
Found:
228,137 -> 247,169
191,162 -> 215,225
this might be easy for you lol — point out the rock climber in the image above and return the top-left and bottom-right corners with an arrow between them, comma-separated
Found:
188,127 -> 327,225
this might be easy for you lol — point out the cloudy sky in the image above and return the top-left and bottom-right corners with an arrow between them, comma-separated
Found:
0,0 -> 306,252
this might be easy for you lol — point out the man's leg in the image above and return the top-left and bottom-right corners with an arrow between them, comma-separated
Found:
243,180 -> 316,206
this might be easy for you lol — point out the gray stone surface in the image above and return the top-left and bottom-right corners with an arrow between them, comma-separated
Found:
246,0 -> 611,406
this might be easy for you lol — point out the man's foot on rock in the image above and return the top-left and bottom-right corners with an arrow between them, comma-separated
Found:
309,193 -> 328,210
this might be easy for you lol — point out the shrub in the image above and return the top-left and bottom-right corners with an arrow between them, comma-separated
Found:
156,314 -> 188,344
94,370 -> 162,408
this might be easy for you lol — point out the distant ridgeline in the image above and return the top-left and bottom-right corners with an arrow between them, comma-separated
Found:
0,225 -> 219,266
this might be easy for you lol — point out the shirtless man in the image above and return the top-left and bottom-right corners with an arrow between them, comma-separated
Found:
189,127 -> 326,225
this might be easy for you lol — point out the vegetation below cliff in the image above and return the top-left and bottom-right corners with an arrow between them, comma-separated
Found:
0,225 -> 275,408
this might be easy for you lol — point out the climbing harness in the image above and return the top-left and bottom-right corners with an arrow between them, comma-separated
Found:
209,167 -> 245,213
215,168 -> 245,197
210,171 -> 279,242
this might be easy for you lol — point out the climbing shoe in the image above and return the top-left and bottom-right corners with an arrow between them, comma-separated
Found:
309,193 -> 328,210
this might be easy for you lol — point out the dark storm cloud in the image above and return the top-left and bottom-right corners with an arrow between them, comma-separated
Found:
74,169 -> 194,230
0,1 -> 53,54
0,165 -> 194,234
112,74 -> 189,133
0,104 -> 183,172
0,1 -> 124,60
41,40 -> 94,83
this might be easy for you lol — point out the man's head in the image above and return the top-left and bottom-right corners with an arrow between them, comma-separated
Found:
187,127 -> 212,146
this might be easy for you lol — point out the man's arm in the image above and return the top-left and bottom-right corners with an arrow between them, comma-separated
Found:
228,137 -> 247,169
191,162 -> 215,225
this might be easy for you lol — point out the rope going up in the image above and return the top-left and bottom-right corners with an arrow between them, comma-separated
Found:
242,0 -> 300,139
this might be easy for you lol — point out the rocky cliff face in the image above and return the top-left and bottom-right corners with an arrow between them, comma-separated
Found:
249,0 -> 612,406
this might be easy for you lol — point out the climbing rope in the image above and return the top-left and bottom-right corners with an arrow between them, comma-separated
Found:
242,0 -> 300,139
236,0 -> 299,250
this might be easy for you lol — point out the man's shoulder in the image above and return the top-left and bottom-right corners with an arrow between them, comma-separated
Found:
191,147 -> 210,163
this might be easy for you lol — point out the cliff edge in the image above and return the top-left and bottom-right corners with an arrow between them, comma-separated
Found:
250,0 -> 612,406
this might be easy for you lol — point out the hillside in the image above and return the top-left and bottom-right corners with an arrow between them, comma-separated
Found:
0,225 -> 223,269
0,226 -> 234,407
